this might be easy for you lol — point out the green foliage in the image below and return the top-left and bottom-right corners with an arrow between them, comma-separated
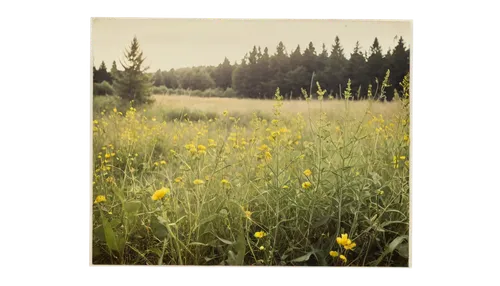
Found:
99,35 -> 409,102
113,37 -> 153,105
151,85 -> 168,95
93,81 -> 114,96
92,77 -> 410,266
223,87 -> 238,98
93,95 -> 122,113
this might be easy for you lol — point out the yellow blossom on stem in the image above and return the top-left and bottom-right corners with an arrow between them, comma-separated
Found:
193,179 -> 204,185
302,181 -> 312,189
151,187 -> 170,201
254,231 -> 267,239
303,169 -> 312,177
94,195 -> 106,204
329,251 -> 339,257
339,255 -> 347,263
160,160 -> 166,165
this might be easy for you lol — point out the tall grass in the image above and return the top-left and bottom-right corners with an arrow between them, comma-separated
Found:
92,76 -> 410,266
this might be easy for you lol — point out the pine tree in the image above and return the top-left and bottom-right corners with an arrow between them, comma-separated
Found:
213,57 -> 233,89
327,36 -> 348,97
389,37 -> 410,99
269,41 -> 290,96
232,55 -> 249,97
113,37 -> 152,104
110,60 -> 118,83
367,37 -> 385,94
346,41 -> 367,99
95,61 -> 112,83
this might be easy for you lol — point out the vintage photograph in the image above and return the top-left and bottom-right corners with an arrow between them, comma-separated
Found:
91,18 -> 411,266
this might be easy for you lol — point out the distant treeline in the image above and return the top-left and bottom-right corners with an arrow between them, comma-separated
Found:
93,36 -> 410,100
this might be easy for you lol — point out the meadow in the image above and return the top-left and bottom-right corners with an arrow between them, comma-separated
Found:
92,81 -> 410,266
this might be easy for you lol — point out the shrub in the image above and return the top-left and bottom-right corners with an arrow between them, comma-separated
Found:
93,81 -> 114,96
152,85 -> 168,95
223,87 -> 238,98
93,95 -> 122,113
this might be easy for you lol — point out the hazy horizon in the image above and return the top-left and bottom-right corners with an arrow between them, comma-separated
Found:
91,18 -> 412,71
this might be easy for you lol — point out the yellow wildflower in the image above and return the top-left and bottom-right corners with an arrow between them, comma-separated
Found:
193,179 -> 204,185
282,185 -> 289,189
160,160 -> 167,165
264,151 -> 272,162
174,177 -> 183,183
302,181 -> 312,189
94,195 -> 106,204
189,147 -> 197,155
329,251 -> 339,257
339,255 -> 347,263
258,144 -> 270,152
208,139 -> 217,147
151,187 -> 170,201
111,152 -> 116,157
245,210 -> 252,219
104,153 -> 110,159
393,156 -> 399,168
113,108 -> 117,113
93,120 -> 99,124
271,119 -> 279,125
344,241 -> 357,250
198,145 -> 207,155
221,179 -> 230,185
154,162 -> 159,167
303,169 -> 312,177
336,233 -> 349,246
259,246 -> 265,251
400,156 -> 406,160
254,231 -> 267,239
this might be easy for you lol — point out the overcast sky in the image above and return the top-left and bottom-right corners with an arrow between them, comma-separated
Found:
91,18 -> 412,71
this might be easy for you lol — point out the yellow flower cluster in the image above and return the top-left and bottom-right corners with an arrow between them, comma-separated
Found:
254,231 -> 267,239
94,195 -> 106,204
336,233 -> 356,250
152,187 -> 170,201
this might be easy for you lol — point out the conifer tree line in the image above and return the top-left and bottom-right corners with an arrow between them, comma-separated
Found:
93,36 -> 410,101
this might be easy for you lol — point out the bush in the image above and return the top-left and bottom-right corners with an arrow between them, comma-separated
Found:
93,95 -> 122,113
190,90 -> 203,97
93,81 -> 114,96
202,88 -> 224,98
223,87 -> 238,98
152,85 -> 168,95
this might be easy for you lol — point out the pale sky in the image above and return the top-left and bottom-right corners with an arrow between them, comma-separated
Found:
91,18 -> 412,71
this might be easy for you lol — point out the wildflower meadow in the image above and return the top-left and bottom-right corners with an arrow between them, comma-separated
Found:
92,74 -> 410,266
92,21 -> 411,266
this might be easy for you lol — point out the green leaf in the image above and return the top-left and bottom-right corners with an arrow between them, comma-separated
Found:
370,235 -> 408,266
110,219 -> 121,228
102,218 -> 119,252
234,232 -> 246,266
396,242 -> 409,259
124,200 -> 141,213
151,216 -> 169,240
93,225 -> 105,241
291,252 -> 313,263
216,236 -> 234,245
188,242 -> 209,247
226,250 -> 237,265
